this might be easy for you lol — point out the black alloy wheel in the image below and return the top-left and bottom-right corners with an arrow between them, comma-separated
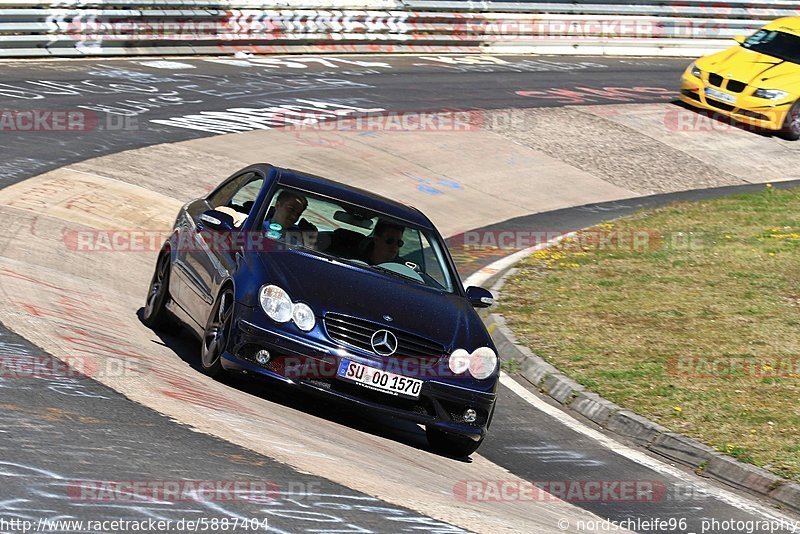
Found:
143,251 -> 174,330
201,287 -> 235,377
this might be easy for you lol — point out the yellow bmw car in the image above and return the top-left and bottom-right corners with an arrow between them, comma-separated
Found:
680,17 -> 800,140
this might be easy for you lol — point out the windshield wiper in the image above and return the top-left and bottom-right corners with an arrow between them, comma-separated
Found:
369,264 -> 422,284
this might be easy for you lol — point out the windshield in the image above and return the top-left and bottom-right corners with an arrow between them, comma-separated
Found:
742,30 -> 800,64
262,187 -> 457,293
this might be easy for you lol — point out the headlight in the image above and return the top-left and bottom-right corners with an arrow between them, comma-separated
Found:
753,89 -> 789,100
690,63 -> 702,78
448,348 -> 470,375
292,302 -> 315,331
259,285 -> 292,322
468,347 -> 498,380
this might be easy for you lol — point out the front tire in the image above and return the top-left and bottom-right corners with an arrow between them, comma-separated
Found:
782,100 -> 800,141
426,427 -> 484,458
201,287 -> 234,377
143,251 -> 174,330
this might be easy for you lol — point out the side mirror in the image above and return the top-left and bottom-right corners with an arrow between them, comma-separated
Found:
733,34 -> 745,45
198,209 -> 235,232
466,286 -> 494,308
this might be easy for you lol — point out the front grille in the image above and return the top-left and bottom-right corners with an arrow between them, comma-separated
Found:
727,79 -> 747,93
324,313 -> 444,365
709,73 -> 723,87
705,98 -> 735,112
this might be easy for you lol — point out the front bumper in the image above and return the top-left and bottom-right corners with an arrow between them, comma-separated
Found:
221,308 -> 498,441
679,72 -> 792,131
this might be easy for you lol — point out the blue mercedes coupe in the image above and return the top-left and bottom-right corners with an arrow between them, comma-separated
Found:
143,164 -> 499,456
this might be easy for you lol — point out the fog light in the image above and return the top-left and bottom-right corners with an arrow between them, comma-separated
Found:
255,350 -> 271,365
463,408 -> 477,423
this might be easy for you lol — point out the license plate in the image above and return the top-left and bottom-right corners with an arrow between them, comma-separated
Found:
705,87 -> 736,104
337,359 -> 423,399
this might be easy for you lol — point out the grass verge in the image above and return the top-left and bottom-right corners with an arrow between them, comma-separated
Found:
497,184 -> 800,481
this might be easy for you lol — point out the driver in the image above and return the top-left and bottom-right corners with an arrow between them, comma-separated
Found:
265,190 -> 307,231
264,190 -> 317,247
365,220 -> 405,265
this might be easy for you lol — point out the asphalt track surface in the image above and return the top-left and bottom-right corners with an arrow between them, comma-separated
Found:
0,54 -> 682,186
0,55 -> 797,533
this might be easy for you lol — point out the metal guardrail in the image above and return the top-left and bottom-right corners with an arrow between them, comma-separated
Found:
407,0 -> 800,9
0,1 -> 797,58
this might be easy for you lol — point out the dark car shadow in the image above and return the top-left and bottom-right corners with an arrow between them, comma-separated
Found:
669,99 -> 783,139
136,307 -> 474,462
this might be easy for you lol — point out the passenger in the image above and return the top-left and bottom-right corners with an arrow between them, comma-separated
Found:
364,220 -> 405,265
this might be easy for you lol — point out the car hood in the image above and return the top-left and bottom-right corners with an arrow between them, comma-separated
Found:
254,250 -> 489,351
699,47 -> 800,86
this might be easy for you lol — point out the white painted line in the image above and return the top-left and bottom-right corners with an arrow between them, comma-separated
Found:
500,375 -> 795,522
135,60 -> 195,69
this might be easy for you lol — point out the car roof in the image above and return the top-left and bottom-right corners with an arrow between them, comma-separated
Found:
763,16 -> 800,36
271,165 -> 435,229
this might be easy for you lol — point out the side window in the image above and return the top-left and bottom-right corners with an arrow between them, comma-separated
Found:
399,230 -> 423,266
743,30 -> 770,48
207,171 -> 257,209
419,233 -> 449,290
230,177 -> 264,213
399,231 -> 450,291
